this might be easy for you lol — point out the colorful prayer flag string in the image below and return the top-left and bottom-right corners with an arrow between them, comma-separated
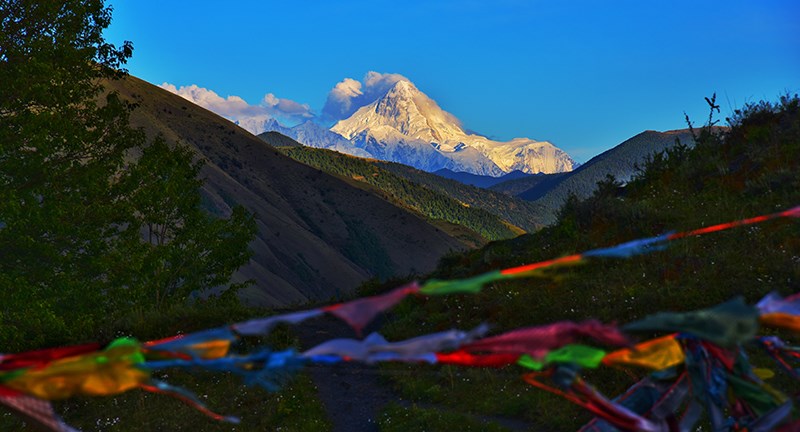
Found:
0,206 -> 798,431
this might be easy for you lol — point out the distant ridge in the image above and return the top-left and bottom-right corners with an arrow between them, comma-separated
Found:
489,172 -> 566,196
433,169 -> 535,189
261,119 -> 373,158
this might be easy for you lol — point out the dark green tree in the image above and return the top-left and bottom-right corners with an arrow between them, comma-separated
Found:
0,0 -> 255,350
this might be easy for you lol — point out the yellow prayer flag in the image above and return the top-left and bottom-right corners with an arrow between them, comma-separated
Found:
4,338 -> 148,400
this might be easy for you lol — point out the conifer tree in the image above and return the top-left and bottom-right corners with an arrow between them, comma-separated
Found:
0,0 -> 255,350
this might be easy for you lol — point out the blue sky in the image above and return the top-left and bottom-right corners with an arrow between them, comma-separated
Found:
105,0 -> 799,162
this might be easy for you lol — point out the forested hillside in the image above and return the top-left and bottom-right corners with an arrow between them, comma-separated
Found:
376,161 -> 550,232
259,134 -> 552,237
276,146 -> 518,242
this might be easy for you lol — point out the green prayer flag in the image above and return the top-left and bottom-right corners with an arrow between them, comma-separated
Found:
546,345 -> 607,369
516,345 -> 607,371
420,271 -> 508,295
624,298 -> 759,347
727,374 -> 781,415
517,354 -> 544,371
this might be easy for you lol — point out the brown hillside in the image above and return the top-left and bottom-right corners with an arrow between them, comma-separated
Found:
105,75 -> 467,306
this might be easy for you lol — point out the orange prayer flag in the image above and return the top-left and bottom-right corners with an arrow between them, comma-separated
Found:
185,339 -> 232,360
603,334 -> 684,370
760,313 -> 800,333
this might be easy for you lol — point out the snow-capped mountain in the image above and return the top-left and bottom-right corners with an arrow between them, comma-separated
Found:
330,79 -> 575,176
262,118 -> 373,158
234,115 -> 273,136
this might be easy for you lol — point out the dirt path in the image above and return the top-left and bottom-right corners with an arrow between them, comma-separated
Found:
294,315 -> 402,432
294,315 -> 542,431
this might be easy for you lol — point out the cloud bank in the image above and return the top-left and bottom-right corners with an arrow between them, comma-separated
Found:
159,83 -> 314,134
321,71 -> 409,122
160,72 -> 416,133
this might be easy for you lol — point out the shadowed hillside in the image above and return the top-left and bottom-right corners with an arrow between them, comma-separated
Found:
489,172 -> 565,196
433,168 -> 534,188
105,75 -> 468,306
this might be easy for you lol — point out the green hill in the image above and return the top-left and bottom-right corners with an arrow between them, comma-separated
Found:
379,96 -> 800,430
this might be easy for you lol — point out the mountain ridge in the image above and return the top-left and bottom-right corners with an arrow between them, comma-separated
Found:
433,168 -> 536,189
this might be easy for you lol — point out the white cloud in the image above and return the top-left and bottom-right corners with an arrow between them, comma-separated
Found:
262,93 -> 314,118
324,78 -> 363,120
159,83 -> 314,135
321,72 -> 410,122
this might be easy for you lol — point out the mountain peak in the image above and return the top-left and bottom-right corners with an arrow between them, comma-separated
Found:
262,117 -> 282,129
388,79 -> 417,95
329,76 -> 575,176
333,78 -> 466,146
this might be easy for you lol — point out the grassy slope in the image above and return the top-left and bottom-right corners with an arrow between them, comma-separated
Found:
378,97 -> 800,430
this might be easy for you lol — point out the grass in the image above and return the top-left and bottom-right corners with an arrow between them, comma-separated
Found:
373,96 -> 800,430
378,403 -> 512,432
379,363 -> 591,431
57,372 -> 329,431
